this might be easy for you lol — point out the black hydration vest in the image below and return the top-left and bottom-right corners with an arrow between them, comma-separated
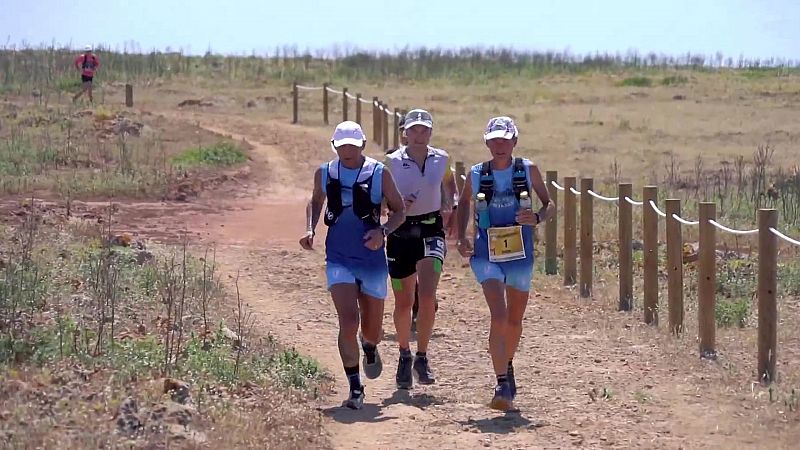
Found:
477,157 -> 529,204
324,159 -> 381,227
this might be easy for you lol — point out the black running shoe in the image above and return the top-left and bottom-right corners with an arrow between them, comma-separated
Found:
344,386 -> 365,410
396,354 -> 413,389
507,366 -> 517,399
490,382 -> 514,411
362,342 -> 383,380
413,355 -> 436,385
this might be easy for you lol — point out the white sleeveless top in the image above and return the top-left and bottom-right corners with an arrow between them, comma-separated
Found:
385,146 -> 449,216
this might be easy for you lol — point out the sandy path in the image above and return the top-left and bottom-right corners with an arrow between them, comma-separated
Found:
145,109 -> 799,450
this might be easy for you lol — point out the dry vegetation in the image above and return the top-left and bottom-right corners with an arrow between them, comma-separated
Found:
2,45 -> 800,447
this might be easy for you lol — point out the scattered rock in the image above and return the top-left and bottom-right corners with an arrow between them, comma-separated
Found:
136,250 -> 154,265
163,378 -> 192,405
221,326 -> 241,348
245,100 -> 258,108
116,396 -> 143,435
178,99 -> 214,108
683,242 -> 700,264
148,402 -> 194,426
111,117 -> 145,136
673,94 -> 686,100
109,233 -> 133,247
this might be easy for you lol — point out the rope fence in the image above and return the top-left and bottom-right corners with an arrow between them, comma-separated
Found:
539,173 -> 799,383
290,82 -> 800,384
292,81 -> 408,152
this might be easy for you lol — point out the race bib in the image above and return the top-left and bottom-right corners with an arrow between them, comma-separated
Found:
487,226 -> 525,262
423,236 -> 446,260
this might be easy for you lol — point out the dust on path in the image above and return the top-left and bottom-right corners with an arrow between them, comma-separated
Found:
130,108 -> 799,450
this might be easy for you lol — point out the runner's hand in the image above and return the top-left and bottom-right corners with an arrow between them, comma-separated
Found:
363,229 -> 384,251
457,239 -> 473,257
516,210 -> 538,226
299,231 -> 314,250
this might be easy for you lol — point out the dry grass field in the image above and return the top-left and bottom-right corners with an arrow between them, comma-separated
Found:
1,48 -> 799,448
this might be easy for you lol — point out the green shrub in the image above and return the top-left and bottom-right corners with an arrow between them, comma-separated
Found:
619,76 -> 652,87
172,142 -> 246,169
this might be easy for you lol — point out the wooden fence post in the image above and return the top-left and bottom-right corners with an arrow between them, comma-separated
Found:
618,183 -> 633,311
564,177 -> 577,286
579,178 -> 594,298
291,81 -> 298,124
322,83 -> 329,125
545,171 -> 558,275
698,202 -> 717,358
666,199 -> 684,335
125,84 -> 133,107
643,186 -> 659,325
372,97 -> 380,145
355,93 -> 362,126
757,208 -> 778,383
393,108 -> 400,148
382,103 -> 390,152
342,87 -> 348,122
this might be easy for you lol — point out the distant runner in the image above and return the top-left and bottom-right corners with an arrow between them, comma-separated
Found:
73,45 -> 100,104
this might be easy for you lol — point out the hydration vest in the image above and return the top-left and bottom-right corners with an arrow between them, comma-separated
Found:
324,159 -> 381,227
477,157 -> 529,204
82,55 -> 97,70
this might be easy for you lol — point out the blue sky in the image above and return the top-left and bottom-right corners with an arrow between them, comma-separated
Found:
2,0 -> 798,59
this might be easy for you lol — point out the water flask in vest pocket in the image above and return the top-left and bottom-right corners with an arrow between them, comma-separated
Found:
475,193 -> 491,229
519,191 -> 532,211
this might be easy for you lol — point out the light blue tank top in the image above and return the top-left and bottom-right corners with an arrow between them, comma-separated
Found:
469,159 -> 535,263
321,157 -> 387,270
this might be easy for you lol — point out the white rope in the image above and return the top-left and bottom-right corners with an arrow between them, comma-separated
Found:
396,111 -> 403,119
671,214 -> 700,226
550,180 -> 565,191
624,196 -> 643,206
345,92 -> 358,100
359,97 -> 372,104
770,228 -> 800,246
708,220 -> 758,235
296,85 -> 323,91
648,200 -> 667,218
587,189 -> 619,202
326,86 -> 343,95
569,187 -> 581,196
460,174 -> 467,181
385,108 -> 394,117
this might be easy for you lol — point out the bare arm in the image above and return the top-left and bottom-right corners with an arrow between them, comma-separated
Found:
441,157 -> 457,211
300,167 -> 325,250
456,173 -> 473,243
529,164 -> 554,223
381,168 -> 406,233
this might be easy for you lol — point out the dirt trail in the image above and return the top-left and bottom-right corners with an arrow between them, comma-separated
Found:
145,109 -> 797,450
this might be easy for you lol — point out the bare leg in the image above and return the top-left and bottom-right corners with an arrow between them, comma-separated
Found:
358,293 -> 384,346
481,279 -> 508,376
505,286 -> 530,361
414,257 -> 441,353
330,283 -> 361,367
391,275 -> 417,351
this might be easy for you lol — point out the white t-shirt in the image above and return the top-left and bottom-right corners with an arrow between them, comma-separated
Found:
385,145 -> 449,217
